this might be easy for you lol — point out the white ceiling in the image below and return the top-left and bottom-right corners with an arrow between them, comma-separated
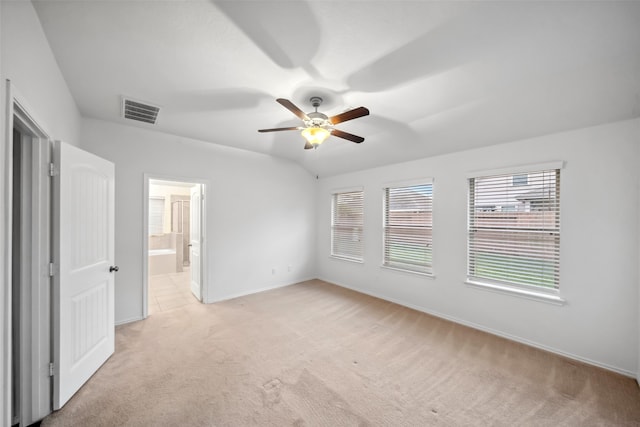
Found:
33,1 -> 640,177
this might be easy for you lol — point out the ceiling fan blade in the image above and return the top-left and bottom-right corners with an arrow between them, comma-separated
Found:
331,129 -> 365,143
276,98 -> 309,121
258,127 -> 300,133
304,141 -> 314,150
329,106 -> 370,125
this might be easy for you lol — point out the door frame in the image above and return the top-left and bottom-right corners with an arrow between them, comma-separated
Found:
2,80 -> 53,426
142,174 -> 209,317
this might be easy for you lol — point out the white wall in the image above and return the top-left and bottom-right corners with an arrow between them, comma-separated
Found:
317,118 -> 640,375
0,1 -> 82,424
0,0 -> 81,145
80,118 -> 317,324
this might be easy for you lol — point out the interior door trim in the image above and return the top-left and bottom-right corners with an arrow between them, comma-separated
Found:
142,174 -> 209,319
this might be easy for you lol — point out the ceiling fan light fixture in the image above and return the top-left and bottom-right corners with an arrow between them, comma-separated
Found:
301,127 -> 330,147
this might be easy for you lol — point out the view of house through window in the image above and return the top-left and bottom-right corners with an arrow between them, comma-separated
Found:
331,190 -> 364,262
383,181 -> 433,275
468,168 -> 561,290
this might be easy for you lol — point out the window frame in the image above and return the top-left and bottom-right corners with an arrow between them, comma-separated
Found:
382,178 -> 434,276
465,162 -> 565,305
330,188 -> 364,263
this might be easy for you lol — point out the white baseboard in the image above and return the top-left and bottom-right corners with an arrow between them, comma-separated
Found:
209,276 -> 316,304
115,315 -> 144,326
116,277 -> 316,324
318,276 -> 636,378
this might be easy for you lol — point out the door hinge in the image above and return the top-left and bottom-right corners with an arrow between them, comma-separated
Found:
49,263 -> 55,277
49,363 -> 54,377
49,162 -> 57,177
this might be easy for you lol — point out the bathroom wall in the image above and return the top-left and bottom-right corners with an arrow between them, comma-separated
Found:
149,183 -> 191,234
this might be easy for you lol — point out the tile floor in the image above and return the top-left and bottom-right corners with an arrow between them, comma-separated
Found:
148,267 -> 200,314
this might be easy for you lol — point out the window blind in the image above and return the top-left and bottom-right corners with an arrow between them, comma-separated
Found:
468,168 -> 560,289
383,182 -> 433,274
331,190 -> 364,261
149,197 -> 165,235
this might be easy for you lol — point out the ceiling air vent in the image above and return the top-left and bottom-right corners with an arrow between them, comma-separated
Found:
122,98 -> 160,124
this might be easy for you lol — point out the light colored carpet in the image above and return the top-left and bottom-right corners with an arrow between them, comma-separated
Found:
42,280 -> 640,426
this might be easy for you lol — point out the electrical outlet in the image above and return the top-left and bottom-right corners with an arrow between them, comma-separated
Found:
288,265 -> 292,272
271,268 -> 276,275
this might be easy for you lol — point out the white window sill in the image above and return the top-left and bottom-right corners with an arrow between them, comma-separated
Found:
329,255 -> 363,264
465,280 -> 566,306
381,264 -> 435,279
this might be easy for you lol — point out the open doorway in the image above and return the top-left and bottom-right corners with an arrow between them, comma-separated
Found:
10,103 -> 53,426
144,178 -> 206,316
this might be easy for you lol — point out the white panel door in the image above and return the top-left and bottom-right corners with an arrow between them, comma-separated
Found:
190,185 -> 202,301
52,141 -> 115,409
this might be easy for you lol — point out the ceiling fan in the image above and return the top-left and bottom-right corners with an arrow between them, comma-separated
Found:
258,97 -> 370,149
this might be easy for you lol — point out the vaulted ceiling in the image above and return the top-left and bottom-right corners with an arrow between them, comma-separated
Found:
33,1 -> 640,177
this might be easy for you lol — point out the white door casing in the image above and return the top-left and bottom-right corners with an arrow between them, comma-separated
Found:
52,141 -> 115,409
190,185 -> 202,301
24,137 -> 52,423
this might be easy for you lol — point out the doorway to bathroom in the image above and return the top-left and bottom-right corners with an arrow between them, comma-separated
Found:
144,177 -> 207,317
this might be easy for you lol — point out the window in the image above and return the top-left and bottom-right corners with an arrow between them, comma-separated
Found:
149,197 -> 165,235
331,190 -> 364,262
383,181 -> 433,275
468,167 -> 560,290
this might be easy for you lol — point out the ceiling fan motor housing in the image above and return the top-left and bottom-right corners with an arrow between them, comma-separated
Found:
305,97 -> 330,128
306,111 -> 330,128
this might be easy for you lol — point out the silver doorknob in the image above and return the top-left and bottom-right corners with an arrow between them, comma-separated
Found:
109,266 -> 119,273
